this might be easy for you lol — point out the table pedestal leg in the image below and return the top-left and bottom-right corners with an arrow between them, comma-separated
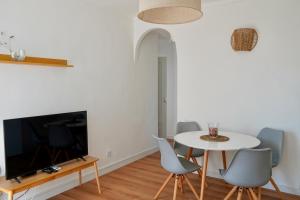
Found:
200,150 -> 209,200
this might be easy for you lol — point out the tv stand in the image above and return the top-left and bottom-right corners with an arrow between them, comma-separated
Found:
0,156 -> 101,200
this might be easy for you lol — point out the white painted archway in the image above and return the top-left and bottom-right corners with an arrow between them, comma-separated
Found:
135,28 -> 177,138
134,28 -> 175,62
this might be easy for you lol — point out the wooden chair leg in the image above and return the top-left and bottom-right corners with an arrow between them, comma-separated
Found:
270,177 -> 284,200
183,175 -> 199,199
246,189 -> 253,200
249,188 -> 258,200
237,187 -> 243,200
173,176 -> 179,200
191,157 -> 198,165
191,157 -> 208,188
179,176 -> 184,193
186,148 -> 194,160
224,186 -> 238,200
258,187 -> 262,200
154,173 -> 174,200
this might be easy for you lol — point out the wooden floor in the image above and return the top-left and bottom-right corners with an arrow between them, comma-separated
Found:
50,152 -> 300,200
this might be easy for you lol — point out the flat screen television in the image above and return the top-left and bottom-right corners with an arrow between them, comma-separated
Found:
3,111 -> 88,180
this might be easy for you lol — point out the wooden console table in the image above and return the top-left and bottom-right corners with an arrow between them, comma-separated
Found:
0,156 -> 101,200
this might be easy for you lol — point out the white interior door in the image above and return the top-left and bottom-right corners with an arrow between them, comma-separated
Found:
158,57 -> 167,138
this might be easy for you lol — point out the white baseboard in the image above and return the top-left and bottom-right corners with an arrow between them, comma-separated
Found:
11,146 -> 158,200
100,146 -> 158,175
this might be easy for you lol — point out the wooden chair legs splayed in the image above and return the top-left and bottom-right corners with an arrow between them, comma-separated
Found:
154,174 -> 199,200
190,157 -> 208,188
153,136 -> 202,200
256,128 -> 285,200
220,149 -> 272,200
225,186 -> 262,200
174,121 -> 207,188
270,177 -> 284,200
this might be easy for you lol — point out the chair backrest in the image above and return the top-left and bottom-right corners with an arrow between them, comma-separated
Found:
223,148 -> 272,187
153,136 -> 185,174
174,121 -> 201,150
177,121 -> 201,134
257,128 -> 284,167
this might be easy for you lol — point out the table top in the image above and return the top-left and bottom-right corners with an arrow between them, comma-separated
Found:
174,131 -> 260,151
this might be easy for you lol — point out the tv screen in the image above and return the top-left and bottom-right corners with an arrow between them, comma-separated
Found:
3,111 -> 88,180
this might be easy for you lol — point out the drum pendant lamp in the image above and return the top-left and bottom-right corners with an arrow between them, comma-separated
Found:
138,0 -> 203,24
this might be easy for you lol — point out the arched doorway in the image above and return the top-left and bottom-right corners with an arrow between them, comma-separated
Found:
135,29 -> 177,139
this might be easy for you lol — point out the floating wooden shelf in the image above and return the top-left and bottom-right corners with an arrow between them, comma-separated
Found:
0,54 -> 73,67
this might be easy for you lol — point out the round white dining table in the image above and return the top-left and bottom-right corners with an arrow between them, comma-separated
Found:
174,131 -> 261,200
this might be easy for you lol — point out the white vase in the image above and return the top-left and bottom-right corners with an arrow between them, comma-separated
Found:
11,49 -> 26,61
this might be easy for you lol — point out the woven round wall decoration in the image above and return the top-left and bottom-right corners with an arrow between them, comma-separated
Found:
231,28 -> 258,51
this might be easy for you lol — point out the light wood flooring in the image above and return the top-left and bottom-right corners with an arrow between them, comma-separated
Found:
50,152 -> 300,200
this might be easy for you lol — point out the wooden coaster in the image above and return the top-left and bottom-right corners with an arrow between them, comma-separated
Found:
200,135 -> 230,142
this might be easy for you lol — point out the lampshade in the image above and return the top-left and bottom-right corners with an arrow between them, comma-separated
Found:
138,0 -> 203,24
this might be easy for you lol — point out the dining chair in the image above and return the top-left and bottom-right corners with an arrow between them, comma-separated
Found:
174,122 -> 205,180
153,136 -> 200,200
220,148 -> 272,200
257,128 -> 285,200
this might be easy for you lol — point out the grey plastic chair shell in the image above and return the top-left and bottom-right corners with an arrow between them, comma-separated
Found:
257,128 -> 284,167
153,136 -> 200,174
174,122 -> 204,157
220,148 -> 272,188
177,121 -> 201,134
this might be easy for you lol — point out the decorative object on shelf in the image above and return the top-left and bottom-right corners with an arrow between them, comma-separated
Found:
0,31 -> 26,61
0,32 -> 14,53
10,49 -> 26,61
231,28 -> 258,51
138,0 -> 203,24
0,31 -> 73,68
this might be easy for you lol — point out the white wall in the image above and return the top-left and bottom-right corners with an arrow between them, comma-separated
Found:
0,0 -> 157,199
134,33 -> 159,145
135,0 -> 300,195
158,37 -> 177,138
136,31 -> 177,139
